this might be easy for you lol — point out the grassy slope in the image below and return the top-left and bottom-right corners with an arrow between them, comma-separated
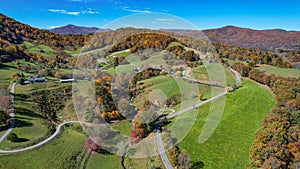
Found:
177,79 -> 275,169
0,128 -> 86,169
64,47 -> 83,57
0,63 -> 33,88
0,82 -> 74,148
0,112 -> 48,149
23,41 -> 57,58
87,154 -> 123,169
257,64 -> 300,78
192,62 -> 236,86
111,120 -> 132,136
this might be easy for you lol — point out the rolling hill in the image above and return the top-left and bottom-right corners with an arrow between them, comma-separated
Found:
49,24 -> 300,50
50,24 -> 110,35
166,26 -> 300,50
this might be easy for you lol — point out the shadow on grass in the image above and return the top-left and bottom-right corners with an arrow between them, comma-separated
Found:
0,64 -> 16,70
97,149 -> 114,155
14,137 -> 30,143
0,124 -> 9,132
15,106 -> 43,118
192,161 -> 204,169
13,118 -> 33,128
12,116 -> 32,121
14,94 -> 30,102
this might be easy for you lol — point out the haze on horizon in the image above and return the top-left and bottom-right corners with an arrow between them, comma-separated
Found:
0,0 -> 299,31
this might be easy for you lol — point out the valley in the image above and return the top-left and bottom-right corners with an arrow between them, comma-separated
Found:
0,10 -> 299,169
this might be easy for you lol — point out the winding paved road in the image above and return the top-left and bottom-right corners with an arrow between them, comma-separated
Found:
0,83 -> 16,143
155,128 -> 173,169
0,121 -> 78,153
228,68 -> 241,87
155,91 -> 227,169
0,82 -> 80,154
166,92 -> 227,119
155,67 -> 240,169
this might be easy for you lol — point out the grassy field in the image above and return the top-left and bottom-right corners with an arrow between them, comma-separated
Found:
0,128 -> 86,169
87,153 -> 123,169
138,75 -> 216,99
0,64 -> 33,88
192,62 -> 236,86
177,79 -> 275,169
0,82 -> 74,148
111,120 -> 132,136
167,41 -> 185,48
15,82 -> 71,95
124,156 -> 163,169
257,64 -> 300,78
23,41 -> 57,58
0,112 -> 48,149
64,47 -> 83,57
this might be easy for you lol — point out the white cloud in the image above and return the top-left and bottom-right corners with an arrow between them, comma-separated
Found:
49,25 -> 61,29
48,9 -> 80,16
156,18 -> 175,22
82,8 -> 99,14
122,7 -> 153,13
48,8 -> 99,16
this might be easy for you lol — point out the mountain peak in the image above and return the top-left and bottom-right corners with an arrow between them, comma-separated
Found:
50,24 -> 109,35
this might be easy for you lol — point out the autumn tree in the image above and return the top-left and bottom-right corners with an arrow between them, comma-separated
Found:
176,150 -> 192,169
85,137 -> 101,152
198,93 -> 203,101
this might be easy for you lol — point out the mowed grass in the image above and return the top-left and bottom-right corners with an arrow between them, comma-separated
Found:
134,75 -> 219,112
124,155 -> 163,169
0,64 -> 33,88
64,47 -> 83,57
111,120 -> 132,136
23,41 -> 57,58
177,79 -> 275,169
257,64 -> 300,78
87,154 -> 123,169
192,63 -> 236,86
0,128 -> 86,169
15,82 -> 71,95
0,82 -> 73,149
0,113 -> 48,149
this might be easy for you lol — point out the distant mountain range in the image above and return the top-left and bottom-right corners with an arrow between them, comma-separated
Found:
165,26 -> 300,50
50,24 -> 300,50
50,24 -> 110,35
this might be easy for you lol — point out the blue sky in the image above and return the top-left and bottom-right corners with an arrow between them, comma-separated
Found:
0,0 -> 299,30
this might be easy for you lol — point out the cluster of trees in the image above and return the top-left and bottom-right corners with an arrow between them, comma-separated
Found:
94,74 -> 120,121
0,14 -> 86,75
238,69 -> 300,168
0,14 -> 86,50
32,86 -> 72,122
215,43 -> 291,68
0,89 -> 11,128
109,32 -> 180,53
168,146 -> 196,169
166,45 -> 201,64
0,109 -> 10,128
85,137 -> 101,153
231,62 -> 252,77
276,49 -> 300,68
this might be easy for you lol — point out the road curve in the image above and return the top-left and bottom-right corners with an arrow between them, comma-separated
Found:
0,121 -> 79,154
228,68 -> 241,87
166,91 -> 226,119
155,131 -> 173,169
155,91 -> 226,169
0,83 -> 16,143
